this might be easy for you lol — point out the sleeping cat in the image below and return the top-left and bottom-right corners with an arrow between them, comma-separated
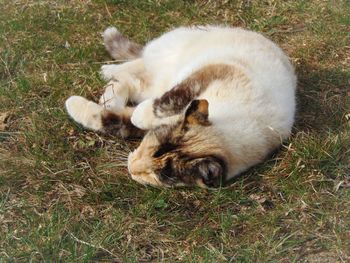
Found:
65,25 -> 296,188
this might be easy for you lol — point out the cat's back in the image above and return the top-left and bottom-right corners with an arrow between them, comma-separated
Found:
144,25 -> 276,56
143,26 -> 294,89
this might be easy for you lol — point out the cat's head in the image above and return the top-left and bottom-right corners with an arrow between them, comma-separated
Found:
127,99 -> 227,188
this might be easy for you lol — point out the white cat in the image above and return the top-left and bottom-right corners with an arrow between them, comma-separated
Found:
66,25 -> 296,187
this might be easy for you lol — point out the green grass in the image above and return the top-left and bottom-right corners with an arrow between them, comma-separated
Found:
1,0 -> 349,262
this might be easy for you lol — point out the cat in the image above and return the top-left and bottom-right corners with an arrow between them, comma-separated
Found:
65,25 -> 296,188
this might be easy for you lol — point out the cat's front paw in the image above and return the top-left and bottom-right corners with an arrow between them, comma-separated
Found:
101,64 -> 120,81
131,99 -> 182,130
131,99 -> 156,130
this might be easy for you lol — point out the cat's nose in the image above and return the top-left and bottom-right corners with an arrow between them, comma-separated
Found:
127,152 -> 162,186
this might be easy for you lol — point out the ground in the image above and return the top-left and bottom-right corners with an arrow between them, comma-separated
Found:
0,0 -> 349,262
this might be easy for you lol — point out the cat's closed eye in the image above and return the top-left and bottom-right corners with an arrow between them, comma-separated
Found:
153,143 -> 178,158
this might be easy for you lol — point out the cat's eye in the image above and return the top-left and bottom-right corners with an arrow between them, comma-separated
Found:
153,143 -> 177,157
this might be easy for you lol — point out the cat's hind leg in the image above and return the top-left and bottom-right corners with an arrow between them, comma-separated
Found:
101,27 -> 150,104
66,65 -> 150,137
99,70 -> 151,110
100,58 -> 145,82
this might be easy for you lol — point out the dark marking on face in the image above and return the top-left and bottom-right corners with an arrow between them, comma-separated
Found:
155,151 -> 227,188
184,100 -> 201,117
153,143 -> 178,158
158,159 -> 177,185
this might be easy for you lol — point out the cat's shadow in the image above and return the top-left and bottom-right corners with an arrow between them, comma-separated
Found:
294,63 -> 348,132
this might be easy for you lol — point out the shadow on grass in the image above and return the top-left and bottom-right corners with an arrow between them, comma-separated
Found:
294,63 -> 349,132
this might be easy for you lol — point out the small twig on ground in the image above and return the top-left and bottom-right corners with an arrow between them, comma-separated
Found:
0,188 -> 11,210
0,251 -> 10,259
0,55 -> 13,81
62,60 -> 127,68
267,27 -> 306,36
104,2 -> 112,18
92,60 -> 127,64
0,131 -> 23,134
69,233 -> 123,263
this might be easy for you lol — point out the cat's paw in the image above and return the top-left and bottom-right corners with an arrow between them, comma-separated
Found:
100,64 -> 120,81
99,81 -> 126,111
65,96 -> 104,130
131,99 -> 182,130
131,99 -> 156,130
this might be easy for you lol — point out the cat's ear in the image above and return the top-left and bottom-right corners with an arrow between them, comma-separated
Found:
184,99 -> 210,126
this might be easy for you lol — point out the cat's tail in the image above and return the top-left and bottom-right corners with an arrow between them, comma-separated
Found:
103,27 -> 143,60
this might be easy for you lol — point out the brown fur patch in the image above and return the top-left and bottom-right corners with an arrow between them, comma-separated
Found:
152,142 -> 177,158
101,109 -> 144,138
153,64 -> 249,117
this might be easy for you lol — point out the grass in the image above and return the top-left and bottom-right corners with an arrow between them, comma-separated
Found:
0,0 -> 349,262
